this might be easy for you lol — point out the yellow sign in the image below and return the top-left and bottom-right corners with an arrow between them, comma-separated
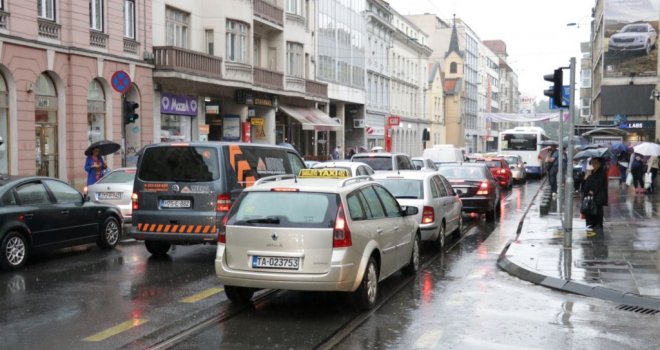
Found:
199,124 -> 210,134
298,169 -> 350,178
251,117 -> 264,126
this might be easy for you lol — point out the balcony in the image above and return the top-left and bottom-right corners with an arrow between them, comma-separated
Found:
90,31 -> 108,48
253,0 -> 283,27
38,19 -> 60,40
154,46 -> 223,80
0,11 -> 9,30
254,67 -> 283,90
305,80 -> 328,99
123,39 -> 139,54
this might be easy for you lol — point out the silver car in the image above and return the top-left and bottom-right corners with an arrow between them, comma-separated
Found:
215,171 -> 420,309
373,171 -> 462,250
85,167 -> 136,223
498,154 -> 527,183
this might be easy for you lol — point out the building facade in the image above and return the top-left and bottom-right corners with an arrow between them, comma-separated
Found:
0,0 -> 154,189
477,43 -> 499,152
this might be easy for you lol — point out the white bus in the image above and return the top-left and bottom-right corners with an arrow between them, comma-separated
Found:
498,126 -> 549,177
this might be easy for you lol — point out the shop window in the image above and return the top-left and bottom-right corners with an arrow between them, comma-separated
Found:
0,73 -> 7,174
35,74 -> 58,177
161,114 -> 192,142
87,80 -> 105,145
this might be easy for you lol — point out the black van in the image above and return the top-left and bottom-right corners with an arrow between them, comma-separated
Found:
129,142 -> 306,256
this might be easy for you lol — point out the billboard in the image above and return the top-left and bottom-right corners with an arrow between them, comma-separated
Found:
604,0 -> 660,77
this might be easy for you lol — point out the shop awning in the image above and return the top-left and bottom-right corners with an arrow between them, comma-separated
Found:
581,128 -> 629,137
279,105 -> 342,132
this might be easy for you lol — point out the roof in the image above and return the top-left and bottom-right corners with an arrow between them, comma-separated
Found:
444,78 -> 462,94
445,15 -> 463,59
246,177 -> 372,194
371,170 -> 435,181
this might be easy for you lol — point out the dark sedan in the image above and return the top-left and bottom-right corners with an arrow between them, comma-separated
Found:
0,176 -> 123,270
437,163 -> 501,221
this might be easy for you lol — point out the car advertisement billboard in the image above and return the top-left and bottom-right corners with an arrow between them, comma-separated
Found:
604,0 -> 660,77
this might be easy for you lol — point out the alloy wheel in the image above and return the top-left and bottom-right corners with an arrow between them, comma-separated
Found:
6,236 -> 26,266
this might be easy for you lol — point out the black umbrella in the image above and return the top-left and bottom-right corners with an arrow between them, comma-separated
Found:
575,143 -> 602,151
540,140 -> 559,146
573,147 -> 611,161
85,140 -> 121,156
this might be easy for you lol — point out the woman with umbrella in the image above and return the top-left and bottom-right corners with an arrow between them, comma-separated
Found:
84,140 -> 120,185
581,157 -> 608,233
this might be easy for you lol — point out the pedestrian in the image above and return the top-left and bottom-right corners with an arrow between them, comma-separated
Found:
581,157 -> 607,233
332,145 -> 341,160
546,144 -> 559,196
346,147 -> 356,159
84,147 -> 107,185
646,155 -> 659,194
616,150 -> 629,188
628,152 -> 646,194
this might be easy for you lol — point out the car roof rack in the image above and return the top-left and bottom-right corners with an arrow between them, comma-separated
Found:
338,175 -> 372,188
254,174 -> 297,186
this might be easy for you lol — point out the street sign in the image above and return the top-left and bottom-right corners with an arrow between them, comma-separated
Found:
549,86 -> 570,109
387,116 -> 400,126
111,70 -> 132,94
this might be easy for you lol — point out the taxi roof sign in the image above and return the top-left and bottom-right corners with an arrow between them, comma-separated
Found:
298,168 -> 350,178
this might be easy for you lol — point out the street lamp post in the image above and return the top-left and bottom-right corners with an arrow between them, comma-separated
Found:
563,57 -> 577,248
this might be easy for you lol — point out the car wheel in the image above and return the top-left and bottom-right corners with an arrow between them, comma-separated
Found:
353,256 -> 379,310
0,232 -> 28,271
145,240 -> 172,256
402,233 -> 420,275
224,286 -> 255,303
646,41 -> 652,55
454,215 -> 463,237
433,222 -> 446,251
97,216 -> 120,249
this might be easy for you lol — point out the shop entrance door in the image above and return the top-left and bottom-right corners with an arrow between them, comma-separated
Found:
35,123 -> 58,177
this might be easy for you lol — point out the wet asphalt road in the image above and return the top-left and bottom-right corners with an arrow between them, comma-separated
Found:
1,179 -> 659,349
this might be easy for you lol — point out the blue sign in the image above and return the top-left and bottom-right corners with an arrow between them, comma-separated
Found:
111,70 -> 132,94
549,86 -> 570,110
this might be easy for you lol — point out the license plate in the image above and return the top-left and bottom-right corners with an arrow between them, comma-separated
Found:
252,256 -> 300,270
160,199 -> 191,208
98,192 -> 122,200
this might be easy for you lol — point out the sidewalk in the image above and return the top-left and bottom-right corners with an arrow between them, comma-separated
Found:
498,180 -> 660,310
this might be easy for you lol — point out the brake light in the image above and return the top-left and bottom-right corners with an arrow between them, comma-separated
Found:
476,181 -> 490,195
217,193 -> 231,212
333,204 -> 352,248
83,186 -> 88,195
218,214 -> 229,243
499,169 -> 506,174
131,193 -> 138,210
422,206 -> 434,224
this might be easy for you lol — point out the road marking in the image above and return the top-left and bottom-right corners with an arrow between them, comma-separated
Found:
414,329 -> 443,349
179,287 -> 224,303
84,318 -> 148,342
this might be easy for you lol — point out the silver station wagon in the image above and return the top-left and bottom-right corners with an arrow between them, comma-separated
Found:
215,169 -> 420,309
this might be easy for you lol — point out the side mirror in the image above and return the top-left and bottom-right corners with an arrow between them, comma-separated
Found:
402,206 -> 419,216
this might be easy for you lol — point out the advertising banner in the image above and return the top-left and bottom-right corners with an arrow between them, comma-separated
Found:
160,93 -> 198,116
604,0 -> 660,77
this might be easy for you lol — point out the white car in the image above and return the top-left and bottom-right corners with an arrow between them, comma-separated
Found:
312,160 -> 375,176
497,154 -> 527,183
84,167 -> 136,223
215,169 -> 420,309
608,23 -> 657,55
372,171 -> 462,250
411,157 -> 438,171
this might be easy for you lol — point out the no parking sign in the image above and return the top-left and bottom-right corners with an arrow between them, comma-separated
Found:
111,70 -> 132,94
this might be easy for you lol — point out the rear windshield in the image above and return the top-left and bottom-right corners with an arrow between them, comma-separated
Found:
477,160 -> 502,168
438,166 -> 486,180
138,146 -> 220,182
352,156 -> 392,171
229,192 -> 339,228
501,156 -> 518,165
374,179 -> 423,199
98,170 -> 135,184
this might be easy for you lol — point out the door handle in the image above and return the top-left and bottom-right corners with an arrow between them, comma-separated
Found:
60,210 -> 69,215
376,228 -> 383,234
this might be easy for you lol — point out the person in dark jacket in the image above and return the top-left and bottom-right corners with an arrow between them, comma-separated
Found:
581,157 -> 608,231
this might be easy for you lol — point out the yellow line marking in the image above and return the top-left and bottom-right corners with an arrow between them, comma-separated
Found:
83,318 -> 148,342
179,287 -> 224,303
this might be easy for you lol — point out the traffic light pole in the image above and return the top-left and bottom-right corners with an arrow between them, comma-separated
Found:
563,57 -> 577,248
557,108 -> 563,214
121,93 -> 126,168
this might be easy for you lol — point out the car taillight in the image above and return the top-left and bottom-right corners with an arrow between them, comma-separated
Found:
131,193 -> 138,210
333,204 -> 352,248
422,206 -> 434,224
476,181 -> 489,195
217,193 -> 231,212
218,214 -> 229,244
499,168 -> 506,174
83,186 -> 88,195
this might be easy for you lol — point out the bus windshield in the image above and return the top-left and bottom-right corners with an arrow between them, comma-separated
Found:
500,133 -> 537,151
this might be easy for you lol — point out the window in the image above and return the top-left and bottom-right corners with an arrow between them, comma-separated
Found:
38,0 -> 56,20
89,0 -> 103,31
286,0 -> 303,16
226,20 -> 248,63
16,182 -> 51,205
286,42 -> 303,77
44,180 -> 82,204
87,80 -> 105,145
123,0 -> 135,39
361,186 -> 385,219
206,29 -> 214,55
374,186 -> 402,217
450,62 -> 457,74
166,6 -> 189,48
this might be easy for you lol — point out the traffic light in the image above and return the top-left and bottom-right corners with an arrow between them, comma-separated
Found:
543,69 -> 564,108
124,100 -> 139,124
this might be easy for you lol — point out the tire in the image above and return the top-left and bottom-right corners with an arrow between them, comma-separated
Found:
224,286 -> 255,303
402,234 -> 420,275
145,240 -> 172,256
645,41 -> 652,55
353,256 -> 379,310
453,215 -> 463,237
97,216 -> 120,249
1,232 -> 28,271
433,222 -> 446,252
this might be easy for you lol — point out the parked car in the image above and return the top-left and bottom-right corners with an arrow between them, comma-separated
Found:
372,171 -> 462,250
351,152 -> 415,172
215,170 -> 420,310
608,22 -> 657,55
411,157 -> 438,171
497,154 -> 527,183
422,145 -> 464,165
85,167 -> 136,223
437,163 -> 501,221
312,161 -> 375,176
475,157 -> 513,189
0,176 -> 122,270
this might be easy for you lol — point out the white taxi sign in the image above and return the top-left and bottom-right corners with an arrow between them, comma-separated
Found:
298,168 -> 350,178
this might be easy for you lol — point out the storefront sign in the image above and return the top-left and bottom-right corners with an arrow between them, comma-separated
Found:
235,90 -> 276,107
251,117 -> 264,126
618,121 -> 655,129
161,93 -> 198,116
199,124 -> 209,134
222,115 -> 241,141
387,116 -> 400,127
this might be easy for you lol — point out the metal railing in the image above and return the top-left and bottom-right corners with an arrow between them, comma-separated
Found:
253,67 -> 283,90
153,46 -> 223,79
38,19 -> 60,40
253,0 -> 283,26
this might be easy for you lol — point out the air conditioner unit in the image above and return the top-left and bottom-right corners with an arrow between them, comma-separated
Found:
353,119 -> 366,128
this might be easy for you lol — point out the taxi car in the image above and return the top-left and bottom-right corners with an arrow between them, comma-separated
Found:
372,171 -> 462,251
215,168 -> 421,310
312,160 -> 375,176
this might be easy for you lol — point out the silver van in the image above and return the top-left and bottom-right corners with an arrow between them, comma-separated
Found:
129,142 -> 306,256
